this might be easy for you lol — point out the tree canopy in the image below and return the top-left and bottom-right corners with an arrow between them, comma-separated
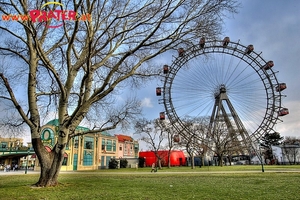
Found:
0,0 -> 238,187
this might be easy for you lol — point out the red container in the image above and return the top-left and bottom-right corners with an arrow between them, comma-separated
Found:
139,150 -> 186,167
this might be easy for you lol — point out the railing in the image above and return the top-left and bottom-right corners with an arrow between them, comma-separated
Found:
0,147 -> 34,153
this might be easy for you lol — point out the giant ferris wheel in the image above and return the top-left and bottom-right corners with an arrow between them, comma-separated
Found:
156,38 -> 288,150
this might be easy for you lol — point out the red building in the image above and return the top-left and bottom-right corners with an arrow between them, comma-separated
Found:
115,134 -> 139,158
139,150 -> 186,167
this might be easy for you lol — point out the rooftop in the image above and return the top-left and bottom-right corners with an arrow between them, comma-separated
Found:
115,134 -> 133,142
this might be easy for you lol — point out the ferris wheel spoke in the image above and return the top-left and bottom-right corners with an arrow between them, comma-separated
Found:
160,39 -> 284,143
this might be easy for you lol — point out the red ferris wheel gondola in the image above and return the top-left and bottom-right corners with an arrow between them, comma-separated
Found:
245,44 -> 254,54
276,83 -> 287,92
223,37 -> 230,47
263,61 -> 274,70
178,48 -> 185,57
278,108 -> 289,116
173,135 -> 180,143
199,37 -> 205,48
163,65 -> 169,74
156,87 -> 162,96
159,112 -> 165,120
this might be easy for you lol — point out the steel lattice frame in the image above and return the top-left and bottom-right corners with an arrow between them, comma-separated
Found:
161,39 -> 283,142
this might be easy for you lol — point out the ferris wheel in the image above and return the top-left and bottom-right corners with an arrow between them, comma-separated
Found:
156,37 -> 288,146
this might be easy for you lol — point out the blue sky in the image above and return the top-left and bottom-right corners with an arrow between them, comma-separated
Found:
19,1 -> 299,145
133,0 -> 300,143
223,0 -> 300,138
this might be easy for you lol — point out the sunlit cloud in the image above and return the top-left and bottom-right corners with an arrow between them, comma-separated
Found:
141,97 -> 153,108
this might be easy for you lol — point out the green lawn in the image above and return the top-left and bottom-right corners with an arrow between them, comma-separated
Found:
1,165 -> 300,200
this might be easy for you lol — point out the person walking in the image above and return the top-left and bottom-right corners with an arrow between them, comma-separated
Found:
6,164 -> 10,172
13,164 -> 18,171
150,163 -> 156,173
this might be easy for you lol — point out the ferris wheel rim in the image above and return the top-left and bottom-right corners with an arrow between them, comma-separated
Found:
162,39 -> 282,141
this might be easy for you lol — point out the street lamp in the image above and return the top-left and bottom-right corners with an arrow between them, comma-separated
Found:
258,141 -> 264,173
25,148 -> 30,174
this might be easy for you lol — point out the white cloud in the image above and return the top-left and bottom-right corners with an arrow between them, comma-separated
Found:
141,97 -> 153,108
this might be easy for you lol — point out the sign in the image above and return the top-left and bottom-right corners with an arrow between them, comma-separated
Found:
1,2 -> 91,28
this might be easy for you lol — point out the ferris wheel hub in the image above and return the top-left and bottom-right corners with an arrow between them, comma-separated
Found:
214,84 -> 227,97
158,38 -> 287,142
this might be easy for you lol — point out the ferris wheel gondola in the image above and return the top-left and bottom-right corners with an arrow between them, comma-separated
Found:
157,37 -> 288,146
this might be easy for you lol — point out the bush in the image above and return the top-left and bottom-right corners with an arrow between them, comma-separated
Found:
109,158 -> 119,169
120,159 -> 128,168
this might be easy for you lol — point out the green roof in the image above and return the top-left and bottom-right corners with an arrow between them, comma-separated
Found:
101,131 -> 112,136
46,119 -> 90,131
46,119 -> 59,126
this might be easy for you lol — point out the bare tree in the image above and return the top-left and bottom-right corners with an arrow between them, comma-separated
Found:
283,136 -> 300,146
193,119 -> 212,167
177,123 -> 197,169
181,116 -> 244,167
164,124 -> 178,168
282,137 -> 300,164
0,0 -> 238,186
209,122 -> 241,166
169,114 -> 248,167
282,146 -> 299,165
134,118 -> 167,169
178,117 -> 211,168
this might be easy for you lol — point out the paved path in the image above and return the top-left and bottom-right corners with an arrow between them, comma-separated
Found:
1,169 -> 300,176
0,169 -> 39,175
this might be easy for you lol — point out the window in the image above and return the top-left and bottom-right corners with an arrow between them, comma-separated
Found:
124,145 -> 128,155
134,144 -> 139,153
83,137 -> 94,166
65,141 -> 70,150
102,139 -> 105,150
74,137 -> 79,149
113,141 -> 116,152
85,141 -> 92,149
1,142 -> 7,149
106,140 -> 112,151
62,154 -> 68,166
84,137 -> 94,149
119,146 -> 122,151
83,150 -> 93,166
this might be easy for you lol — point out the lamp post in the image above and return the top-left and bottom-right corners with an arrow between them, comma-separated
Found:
258,141 -> 264,173
25,148 -> 30,174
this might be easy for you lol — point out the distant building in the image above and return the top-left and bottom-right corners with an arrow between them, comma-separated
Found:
115,134 -> 139,168
115,134 -> 139,159
0,137 -> 35,170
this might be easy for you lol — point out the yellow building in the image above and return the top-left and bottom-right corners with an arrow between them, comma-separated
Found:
1,120 -> 139,171
35,119 -> 120,171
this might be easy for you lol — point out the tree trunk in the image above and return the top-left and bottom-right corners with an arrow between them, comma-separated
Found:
228,155 -> 232,166
35,159 -> 62,187
218,154 -> 224,167
191,153 -> 195,169
32,138 -> 65,187
168,152 -> 171,168
158,158 -> 162,169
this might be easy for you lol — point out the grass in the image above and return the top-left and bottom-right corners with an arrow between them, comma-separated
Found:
1,165 -> 300,200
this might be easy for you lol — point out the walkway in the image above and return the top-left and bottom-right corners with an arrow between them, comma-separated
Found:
2,169 -> 300,176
